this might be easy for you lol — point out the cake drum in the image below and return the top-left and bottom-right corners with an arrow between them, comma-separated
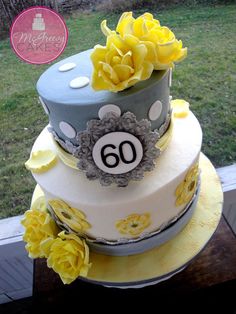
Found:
32,153 -> 223,289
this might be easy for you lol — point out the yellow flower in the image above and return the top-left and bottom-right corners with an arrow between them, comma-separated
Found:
116,213 -> 151,236
48,199 -> 91,234
175,163 -> 199,207
171,99 -> 190,118
91,32 -> 154,92
103,12 -> 187,70
21,209 -> 59,258
47,231 -> 91,284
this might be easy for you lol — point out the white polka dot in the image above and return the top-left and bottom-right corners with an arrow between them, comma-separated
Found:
69,76 -> 89,89
98,104 -> 121,119
59,121 -> 76,139
39,96 -> 49,115
148,100 -> 163,121
58,62 -> 76,72
168,68 -> 172,87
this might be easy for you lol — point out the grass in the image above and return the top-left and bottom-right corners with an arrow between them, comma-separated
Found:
0,4 -> 235,218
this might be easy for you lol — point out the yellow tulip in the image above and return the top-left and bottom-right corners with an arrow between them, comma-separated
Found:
102,12 -> 187,71
91,32 -> 153,92
47,231 -> 91,284
21,209 -> 59,258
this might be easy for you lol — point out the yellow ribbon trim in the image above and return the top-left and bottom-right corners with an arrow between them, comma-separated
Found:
156,116 -> 173,152
55,139 -> 79,170
53,117 -> 174,170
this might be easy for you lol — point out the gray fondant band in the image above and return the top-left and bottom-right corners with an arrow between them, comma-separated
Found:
48,109 -> 172,156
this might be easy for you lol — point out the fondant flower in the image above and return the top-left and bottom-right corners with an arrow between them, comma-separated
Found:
116,213 -> 151,236
175,163 -> 199,207
46,231 -> 91,284
171,99 -> 190,118
21,209 -> 59,258
103,12 -> 187,70
91,33 -> 153,92
48,199 -> 91,234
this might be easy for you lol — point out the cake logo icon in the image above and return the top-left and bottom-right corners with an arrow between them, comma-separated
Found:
32,13 -> 45,31
10,6 -> 68,64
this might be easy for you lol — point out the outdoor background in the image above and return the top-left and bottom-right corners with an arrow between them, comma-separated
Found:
0,0 -> 235,218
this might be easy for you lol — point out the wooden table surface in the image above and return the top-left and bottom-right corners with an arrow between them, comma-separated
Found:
32,215 -> 236,310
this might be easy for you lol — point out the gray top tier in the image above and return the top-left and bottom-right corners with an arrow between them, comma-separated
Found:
37,49 -> 171,145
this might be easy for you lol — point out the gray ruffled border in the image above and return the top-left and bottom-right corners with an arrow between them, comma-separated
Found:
48,110 -> 172,187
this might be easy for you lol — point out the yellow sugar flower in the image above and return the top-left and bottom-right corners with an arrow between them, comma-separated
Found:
175,163 -> 199,207
25,150 -> 57,173
47,231 -> 91,284
21,209 -> 59,258
103,12 -> 187,70
116,213 -> 151,236
91,33 -> 153,92
48,199 -> 91,233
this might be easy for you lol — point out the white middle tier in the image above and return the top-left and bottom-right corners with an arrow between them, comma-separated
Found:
31,111 -> 202,241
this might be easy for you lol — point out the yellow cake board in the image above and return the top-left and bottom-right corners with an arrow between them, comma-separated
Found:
32,153 -> 223,285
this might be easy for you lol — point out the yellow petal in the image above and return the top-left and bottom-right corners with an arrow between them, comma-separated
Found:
40,237 -> 55,257
101,20 -> 115,37
91,70 -> 110,91
99,69 -> 117,90
121,51 -> 133,67
140,40 -> 157,64
106,34 -> 127,51
132,43 -> 147,70
133,17 -> 148,38
123,34 -> 139,47
31,195 -> 47,212
101,62 -> 120,84
116,12 -> 134,36
171,99 -> 190,118
174,47 -> 188,63
157,39 -> 177,60
90,45 -> 107,67
113,64 -> 134,81
140,61 -> 153,80
141,12 -> 154,20
25,150 -> 57,173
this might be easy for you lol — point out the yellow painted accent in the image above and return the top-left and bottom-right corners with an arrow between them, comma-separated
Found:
116,213 -> 151,236
25,150 -> 57,173
32,153 -> 223,284
48,199 -> 91,233
175,163 -> 199,207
